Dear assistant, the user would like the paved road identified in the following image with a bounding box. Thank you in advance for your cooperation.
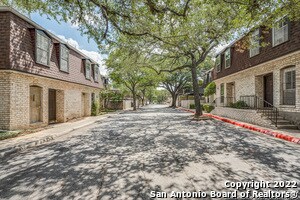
[0,105,299,200]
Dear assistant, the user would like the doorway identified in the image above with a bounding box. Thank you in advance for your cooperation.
[30,86,42,123]
[48,89,57,123]
[263,73,273,106]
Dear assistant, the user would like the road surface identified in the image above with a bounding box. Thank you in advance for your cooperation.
[0,105,299,199]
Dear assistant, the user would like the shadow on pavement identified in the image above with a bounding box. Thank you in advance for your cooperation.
[0,106,299,199]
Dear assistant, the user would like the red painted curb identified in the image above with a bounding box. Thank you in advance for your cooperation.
[177,107,300,145]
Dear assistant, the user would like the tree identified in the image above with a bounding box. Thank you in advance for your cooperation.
[8,0,300,116]
[106,49,157,110]
[154,89,169,104]
[204,82,216,97]
[160,71,191,108]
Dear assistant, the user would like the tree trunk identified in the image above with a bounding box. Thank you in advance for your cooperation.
[190,65,203,116]
[132,91,137,111]
[171,92,178,108]
[141,96,145,106]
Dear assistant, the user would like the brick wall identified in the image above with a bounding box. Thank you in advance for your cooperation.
[2,70,101,130]
[214,50,300,113]
[211,107,275,128]
[1,12,104,89]
[0,72,11,130]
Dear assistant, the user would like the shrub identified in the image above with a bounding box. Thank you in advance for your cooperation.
[229,100,248,109]
[0,131,20,140]
[203,104,215,113]
[91,101,100,116]
[204,82,216,97]
[189,104,195,109]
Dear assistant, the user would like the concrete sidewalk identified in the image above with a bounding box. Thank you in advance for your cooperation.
[0,112,119,158]
[178,107,300,144]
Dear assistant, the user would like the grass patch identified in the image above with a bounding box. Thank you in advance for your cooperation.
[0,130,21,140]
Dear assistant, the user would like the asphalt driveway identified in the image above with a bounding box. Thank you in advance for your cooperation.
[0,105,299,199]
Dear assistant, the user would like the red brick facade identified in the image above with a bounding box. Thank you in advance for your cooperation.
[0,11,103,89]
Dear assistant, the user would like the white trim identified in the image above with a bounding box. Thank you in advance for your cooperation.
[249,29,260,57]
[35,30,51,66]
[272,17,289,47]
[59,44,69,72]
[215,54,221,72]
[224,49,231,69]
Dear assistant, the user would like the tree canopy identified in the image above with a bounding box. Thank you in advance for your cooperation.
[6,0,300,115]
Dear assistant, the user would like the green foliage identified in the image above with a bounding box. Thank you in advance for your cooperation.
[203,104,215,113]
[0,131,20,140]
[91,101,100,116]
[204,82,216,97]
[198,79,203,86]
[229,100,248,109]
[189,104,195,109]
[100,90,123,101]
[155,89,169,104]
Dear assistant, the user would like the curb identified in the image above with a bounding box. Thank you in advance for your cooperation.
[0,113,119,159]
[177,107,300,145]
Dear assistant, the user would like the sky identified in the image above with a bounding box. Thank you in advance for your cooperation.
[29,12,107,75]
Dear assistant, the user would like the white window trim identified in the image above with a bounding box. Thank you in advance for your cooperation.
[281,66,296,105]
[59,44,69,72]
[283,67,296,90]
[85,60,91,80]
[249,29,260,57]
[224,49,231,69]
[35,30,51,66]
[216,55,221,73]
[94,64,99,82]
[272,17,289,47]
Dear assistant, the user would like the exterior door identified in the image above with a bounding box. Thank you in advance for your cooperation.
[30,86,42,123]
[48,89,56,123]
[264,73,273,106]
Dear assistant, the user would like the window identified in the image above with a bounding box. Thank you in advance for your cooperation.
[60,44,69,72]
[282,67,296,105]
[250,29,260,57]
[273,17,289,46]
[36,30,51,66]
[224,49,231,69]
[93,64,99,82]
[91,93,95,103]
[85,60,91,80]
[216,55,221,72]
[220,83,225,103]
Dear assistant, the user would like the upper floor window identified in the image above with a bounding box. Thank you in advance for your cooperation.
[36,30,51,66]
[85,60,91,80]
[250,29,260,57]
[272,17,289,47]
[224,49,231,69]
[94,64,99,82]
[60,44,69,72]
[216,55,221,72]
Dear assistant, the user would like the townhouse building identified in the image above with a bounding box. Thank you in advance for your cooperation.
[0,7,105,130]
[213,17,300,129]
